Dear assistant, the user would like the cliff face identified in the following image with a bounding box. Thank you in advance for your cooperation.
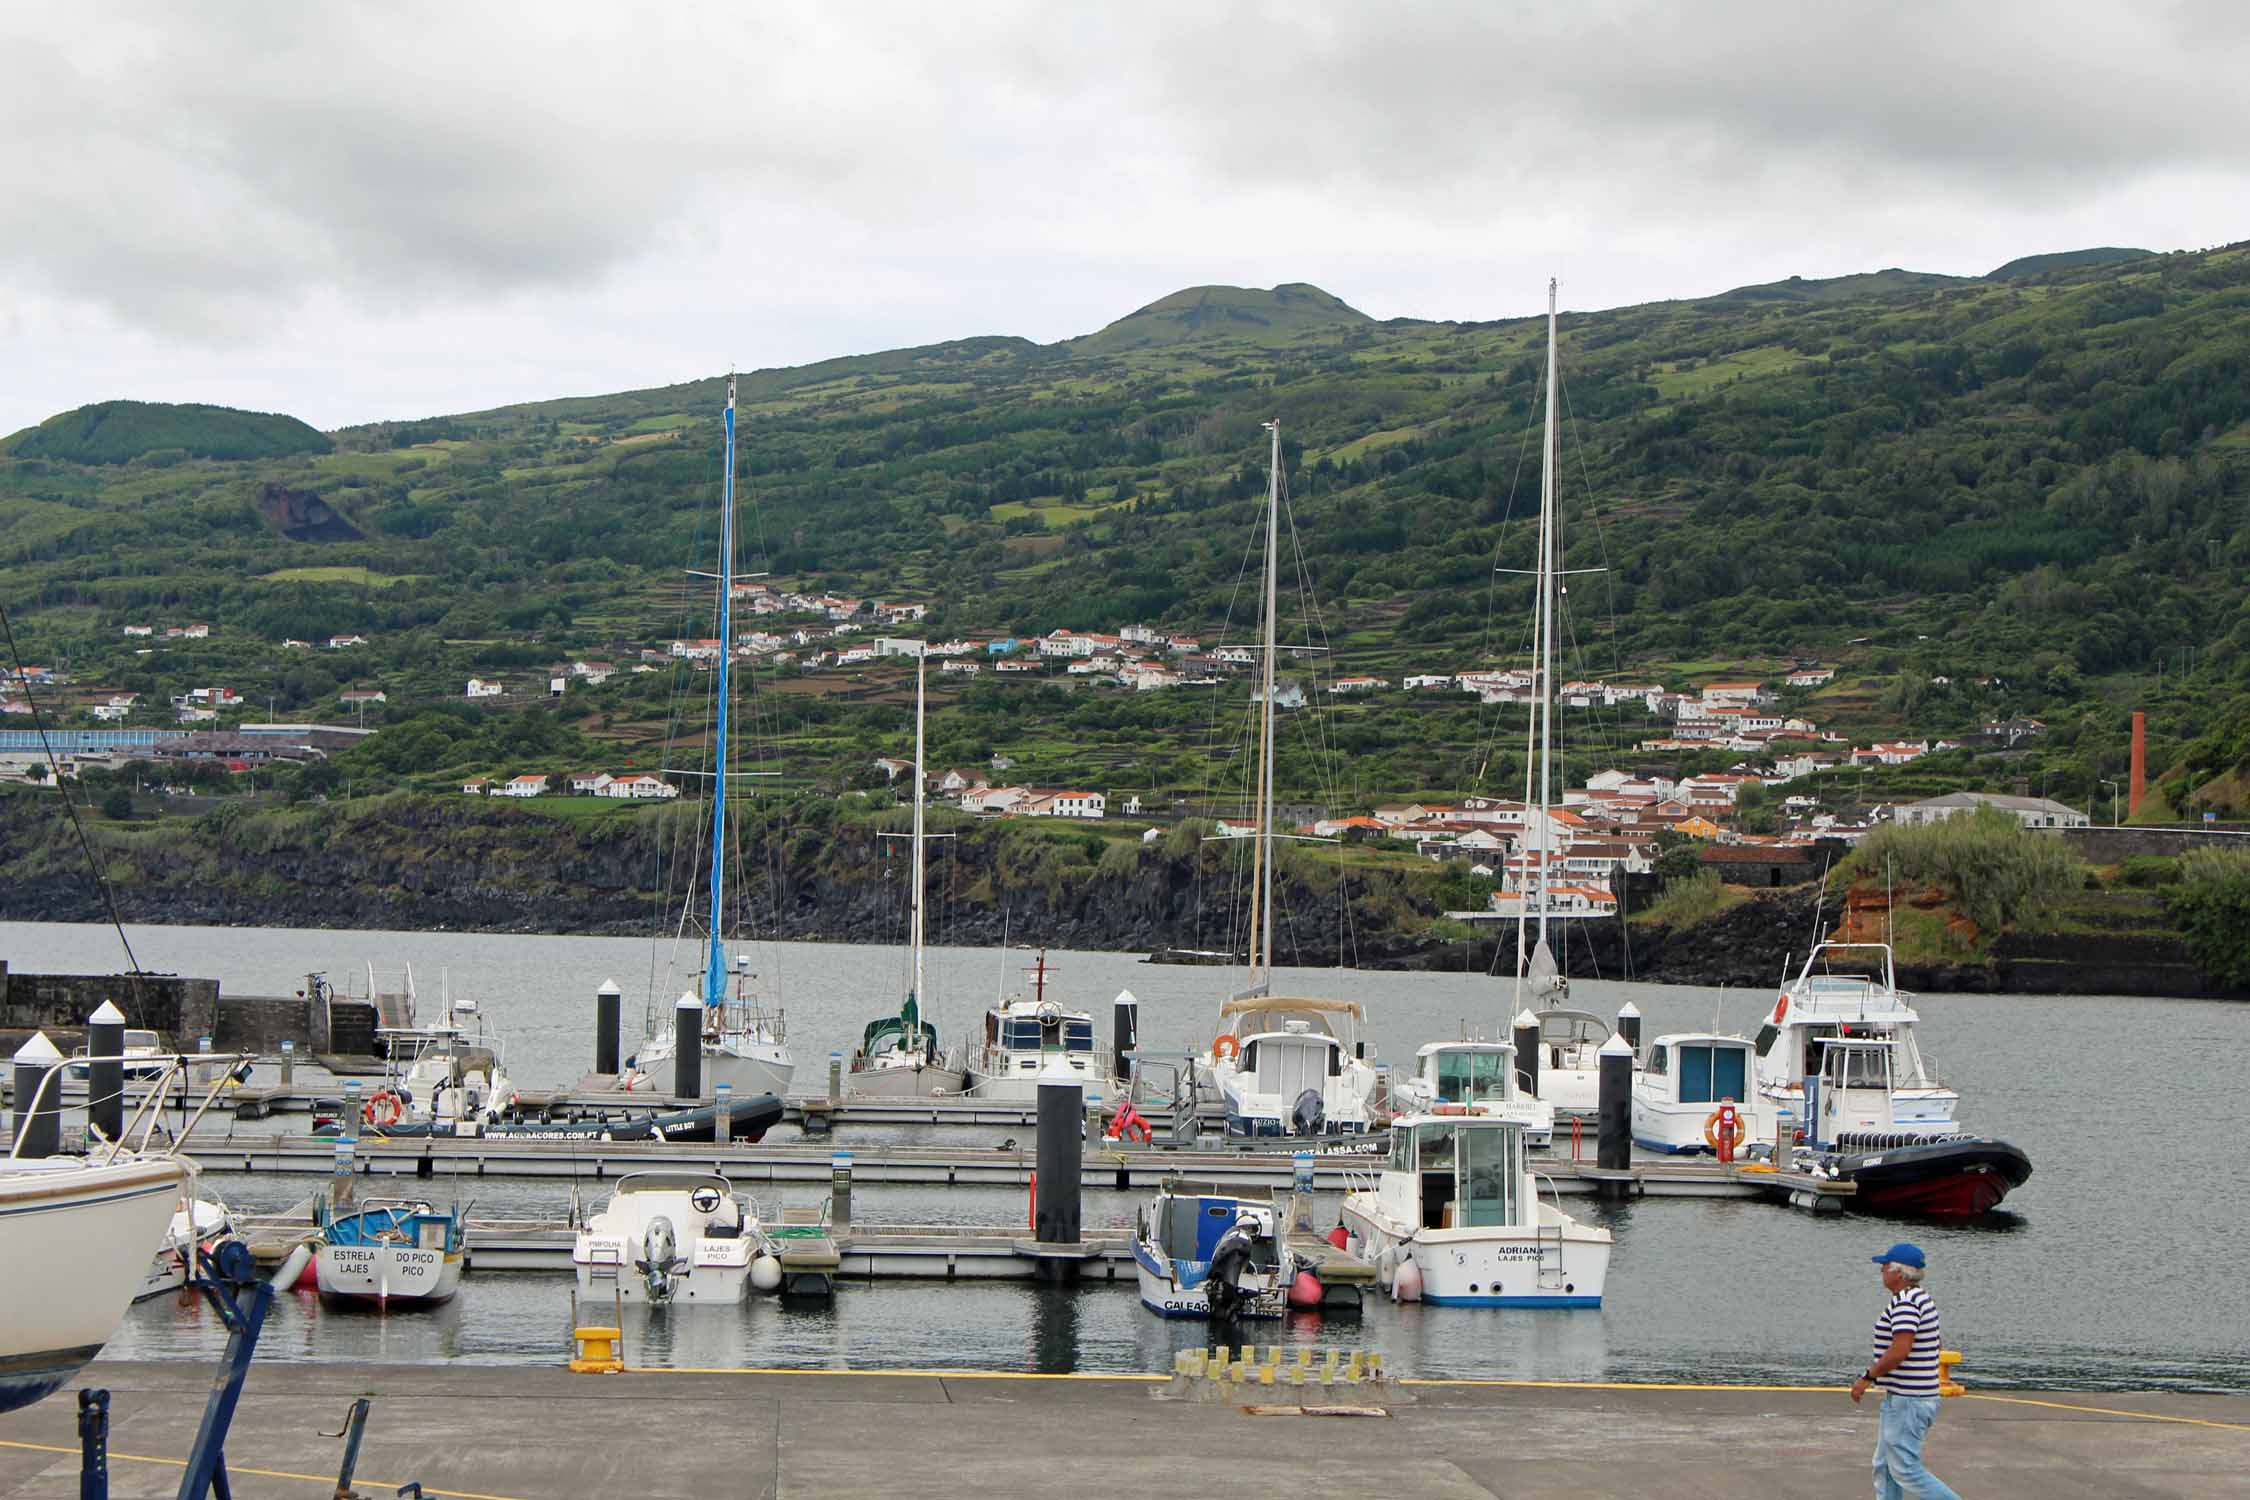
[0,795,1452,960]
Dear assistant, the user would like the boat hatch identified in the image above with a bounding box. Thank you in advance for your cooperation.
[1392,1119,1522,1229]
[1432,1047,1513,1104]
[1647,1041,1749,1103]
[1247,1034,1337,1097]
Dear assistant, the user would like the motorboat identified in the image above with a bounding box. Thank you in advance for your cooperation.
[618,376,794,1102]
[1391,1038,1555,1147]
[1134,1181,1303,1320]
[963,952,1112,1101]
[313,1195,466,1306]
[0,1154,190,1411]
[1206,997,1379,1139]
[849,653,966,1099]
[1755,942,1958,1132]
[573,1170,776,1306]
[368,997,519,1131]
[1339,1110,1609,1307]
[136,1194,236,1301]
[1520,1007,1616,1112]
[1631,1033,1771,1154]
[69,1027,168,1080]
[1793,1037,2031,1216]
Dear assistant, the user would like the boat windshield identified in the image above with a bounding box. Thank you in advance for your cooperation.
[1537,1009,1610,1047]
[1393,1119,1520,1229]
[997,1018,1093,1051]
[1820,1042,1894,1091]
[1432,1048,1513,1103]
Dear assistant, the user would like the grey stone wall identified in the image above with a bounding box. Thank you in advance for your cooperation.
[0,963,218,1043]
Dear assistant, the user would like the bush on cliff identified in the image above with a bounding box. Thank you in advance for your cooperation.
[1637,869,1741,928]
[1845,805,2082,934]
[2162,847,2250,989]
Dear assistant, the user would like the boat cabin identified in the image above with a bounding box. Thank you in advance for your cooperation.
[1643,1034,1752,1105]
[1410,1040,1519,1106]
[1143,1182,1280,1274]
[982,1001,1093,1055]
[1378,1115,1526,1231]
[1532,1008,1612,1069]
[1805,1037,1901,1145]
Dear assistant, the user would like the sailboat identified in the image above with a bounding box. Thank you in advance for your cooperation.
[622,375,795,1100]
[849,652,967,1096]
[1202,419,1380,1139]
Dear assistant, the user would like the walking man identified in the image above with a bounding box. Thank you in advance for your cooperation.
[1851,1242,1961,1500]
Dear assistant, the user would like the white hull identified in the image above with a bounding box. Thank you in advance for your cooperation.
[1133,1251,1287,1320]
[0,1157,188,1412]
[964,1058,1114,1101]
[571,1171,765,1307]
[626,1038,793,1099]
[847,1062,966,1098]
[315,1243,465,1305]
[1339,1195,1607,1307]
[1759,1082,1958,1133]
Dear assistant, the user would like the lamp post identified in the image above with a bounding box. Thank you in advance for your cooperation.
[2099,778,2119,828]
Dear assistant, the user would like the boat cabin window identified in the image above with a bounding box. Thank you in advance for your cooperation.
[124,1029,161,1050]
[997,1017,1094,1052]
[1822,1045,1892,1090]
[1434,1049,1511,1102]
[1675,1043,1748,1104]
[1399,1120,1520,1230]
[1645,1045,1669,1077]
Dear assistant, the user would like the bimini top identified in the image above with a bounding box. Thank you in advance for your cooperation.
[613,1169,734,1195]
[1218,996,1364,1021]
[1218,995,1363,1043]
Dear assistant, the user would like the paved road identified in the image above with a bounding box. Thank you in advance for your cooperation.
[2,1364,2243,1498]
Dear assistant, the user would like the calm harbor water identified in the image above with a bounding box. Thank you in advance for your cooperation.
[6,919,2246,1392]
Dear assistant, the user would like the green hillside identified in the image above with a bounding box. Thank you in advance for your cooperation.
[1714,268,1968,304]
[4,243,2250,816]
[1988,247,2155,281]
[3,400,331,466]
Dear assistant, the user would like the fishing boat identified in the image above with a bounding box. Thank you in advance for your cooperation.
[1339,1109,1610,1307]
[1631,1032,1768,1154]
[1754,942,1959,1132]
[621,375,794,1101]
[572,1169,777,1306]
[1795,1037,2031,1216]
[849,654,966,1097]
[1134,1180,1303,1320]
[136,1194,236,1301]
[962,952,1111,1101]
[1391,1038,1555,1147]
[312,1195,466,1307]
[0,1153,189,1411]
[1201,418,1379,1140]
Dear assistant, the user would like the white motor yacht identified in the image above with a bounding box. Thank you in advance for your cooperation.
[962,953,1112,1101]
[1519,1007,1616,1112]
[1206,997,1379,1139]
[573,1170,775,1306]
[1340,1109,1609,1307]
[1392,1038,1554,1147]
[1755,942,1958,1133]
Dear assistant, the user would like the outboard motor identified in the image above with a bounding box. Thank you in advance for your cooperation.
[1205,1216,1259,1321]
[639,1215,680,1302]
[1291,1088,1326,1137]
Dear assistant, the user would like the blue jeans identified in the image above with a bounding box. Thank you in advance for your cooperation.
[1875,1394,1962,1500]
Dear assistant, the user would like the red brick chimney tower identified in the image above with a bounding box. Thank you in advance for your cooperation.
[2129,711,2146,817]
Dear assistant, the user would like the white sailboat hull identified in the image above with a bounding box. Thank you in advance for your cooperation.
[626,1036,793,1099]
[0,1157,188,1412]
[847,1061,966,1097]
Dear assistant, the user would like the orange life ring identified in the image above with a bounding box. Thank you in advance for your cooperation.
[1212,1034,1241,1061]
[363,1090,403,1129]
[1772,993,1789,1023]
[1702,1105,1747,1153]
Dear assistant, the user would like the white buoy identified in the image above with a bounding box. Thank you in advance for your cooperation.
[1393,1254,1424,1303]
[750,1253,783,1293]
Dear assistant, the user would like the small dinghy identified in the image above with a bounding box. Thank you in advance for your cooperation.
[1135,1181,1303,1320]
[313,1196,465,1307]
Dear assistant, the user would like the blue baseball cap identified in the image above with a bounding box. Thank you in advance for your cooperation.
[1871,1242,1926,1269]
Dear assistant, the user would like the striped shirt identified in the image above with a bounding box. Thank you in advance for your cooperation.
[1871,1286,1943,1396]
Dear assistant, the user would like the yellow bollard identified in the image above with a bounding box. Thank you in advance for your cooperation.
[1938,1348,1966,1398]
[1345,1351,1366,1382]
[569,1325,622,1374]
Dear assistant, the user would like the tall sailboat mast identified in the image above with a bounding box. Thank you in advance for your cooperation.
[1246,418,1282,994]
[909,650,928,1042]
[1536,279,1559,963]
[702,375,739,1010]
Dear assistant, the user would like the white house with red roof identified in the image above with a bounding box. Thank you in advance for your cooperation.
[604,774,679,800]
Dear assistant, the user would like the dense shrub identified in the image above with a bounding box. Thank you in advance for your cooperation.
[2162,846,2250,989]
[1847,806,2082,932]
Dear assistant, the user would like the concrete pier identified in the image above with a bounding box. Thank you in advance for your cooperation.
[0,1363,2238,1499]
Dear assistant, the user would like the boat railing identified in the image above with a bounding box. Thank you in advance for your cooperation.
[9,1051,255,1163]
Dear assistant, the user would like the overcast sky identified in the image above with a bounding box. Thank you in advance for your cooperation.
[2,2,2243,436]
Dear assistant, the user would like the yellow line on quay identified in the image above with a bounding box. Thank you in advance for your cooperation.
[1958,1393,2250,1432]
[0,1437,528,1500]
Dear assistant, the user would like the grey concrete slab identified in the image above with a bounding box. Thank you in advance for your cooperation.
[1,1365,2241,1500]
